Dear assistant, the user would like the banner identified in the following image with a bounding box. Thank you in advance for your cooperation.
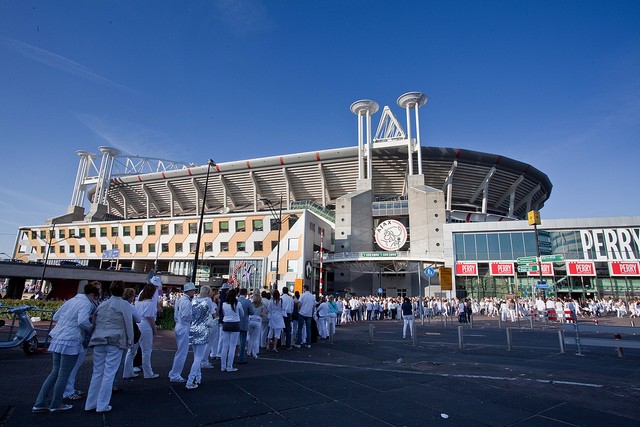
[455,262,477,276]
[490,262,514,276]
[567,261,596,276]
[609,261,640,277]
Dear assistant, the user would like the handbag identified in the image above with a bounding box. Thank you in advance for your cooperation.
[222,321,240,332]
[133,322,141,344]
[206,317,218,329]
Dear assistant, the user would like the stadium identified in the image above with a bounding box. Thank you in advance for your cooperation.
[10,92,638,300]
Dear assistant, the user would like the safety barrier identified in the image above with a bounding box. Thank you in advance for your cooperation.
[561,323,640,357]
[547,308,558,322]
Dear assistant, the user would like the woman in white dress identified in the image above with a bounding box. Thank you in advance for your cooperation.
[267,289,285,351]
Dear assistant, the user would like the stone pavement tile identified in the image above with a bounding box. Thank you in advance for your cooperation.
[279,400,391,427]
[284,371,381,401]
[537,402,639,426]
[509,415,578,426]
[487,392,564,414]
[332,369,417,391]
[214,412,295,427]
[233,374,332,411]
[341,392,491,427]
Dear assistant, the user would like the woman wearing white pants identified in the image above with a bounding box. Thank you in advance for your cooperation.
[401,297,414,338]
[220,289,243,372]
[248,293,265,358]
[85,281,133,413]
[131,284,159,379]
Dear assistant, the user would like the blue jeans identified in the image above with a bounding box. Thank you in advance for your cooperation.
[34,352,79,409]
[237,330,248,362]
[296,315,312,346]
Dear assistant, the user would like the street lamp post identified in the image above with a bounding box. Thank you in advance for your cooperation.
[40,224,56,291]
[262,195,284,290]
[191,159,215,284]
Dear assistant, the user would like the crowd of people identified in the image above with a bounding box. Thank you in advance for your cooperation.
[30,279,639,414]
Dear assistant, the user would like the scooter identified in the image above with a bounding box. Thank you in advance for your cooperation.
[0,303,39,355]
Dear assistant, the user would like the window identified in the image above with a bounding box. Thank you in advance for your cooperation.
[79,228,86,238]
[31,230,37,239]
[100,245,107,253]
[89,245,96,253]
[135,226,143,236]
[69,229,76,238]
[189,223,198,234]
[122,226,130,237]
[270,218,280,231]
[270,260,276,271]
[254,241,263,252]
[148,243,156,252]
[135,244,142,253]
[79,245,85,254]
[205,242,213,252]
[204,222,213,234]
[175,242,183,252]
[111,227,118,237]
[271,240,278,250]
[237,241,246,252]
[50,246,55,254]
[236,220,246,232]
[49,229,55,240]
[252,219,263,231]
[100,227,107,237]
[123,244,130,253]
[174,223,183,234]
[220,242,229,252]
[287,260,296,272]
[59,246,65,254]
[189,242,197,253]
[69,246,75,254]
[40,245,46,254]
[288,215,298,228]
[219,221,229,233]
[40,230,46,239]
[147,225,156,236]
[288,238,298,251]
[161,243,169,253]
[310,223,316,232]
[160,224,169,235]
[58,229,65,239]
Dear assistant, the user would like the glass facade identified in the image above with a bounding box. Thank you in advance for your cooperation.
[454,229,640,301]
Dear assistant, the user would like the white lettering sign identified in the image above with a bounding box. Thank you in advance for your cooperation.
[580,228,640,261]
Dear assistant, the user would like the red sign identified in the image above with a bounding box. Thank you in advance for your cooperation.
[455,262,478,276]
[490,262,514,276]
[527,262,554,277]
[609,261,640,277]
[567,261,596,276]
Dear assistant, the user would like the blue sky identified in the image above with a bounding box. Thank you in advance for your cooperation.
[1,1,639,256]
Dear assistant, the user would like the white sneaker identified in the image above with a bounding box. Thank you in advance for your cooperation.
[201,362,214,369]
[170,377,186,383]
[226,367,238,372]
[185,383,198,390]
[133,367,142,373]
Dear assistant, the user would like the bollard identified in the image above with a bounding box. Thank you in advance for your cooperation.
[458,325,464,348]
[529,314,534,330]
[498,316,502,329]
[412,326,417,346]
[444,316,447,328]
[329,323,334,344]
[631,320,635,328]
[470,315,474,329]
[558,330,565,353]
[368,324,374,344]
[506,327,512,351]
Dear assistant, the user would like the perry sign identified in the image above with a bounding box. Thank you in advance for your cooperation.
[609,261,640,277]
[489,262,514,276]
[456,262,478,276]
[374,219,407,251]
[567,261,596,276]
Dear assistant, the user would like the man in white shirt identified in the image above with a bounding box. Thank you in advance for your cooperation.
[280,287,295,349]
[168,283,196,382]
[295,285,315,349]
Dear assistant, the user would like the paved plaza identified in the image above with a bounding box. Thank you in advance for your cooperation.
[1,316,639,426]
